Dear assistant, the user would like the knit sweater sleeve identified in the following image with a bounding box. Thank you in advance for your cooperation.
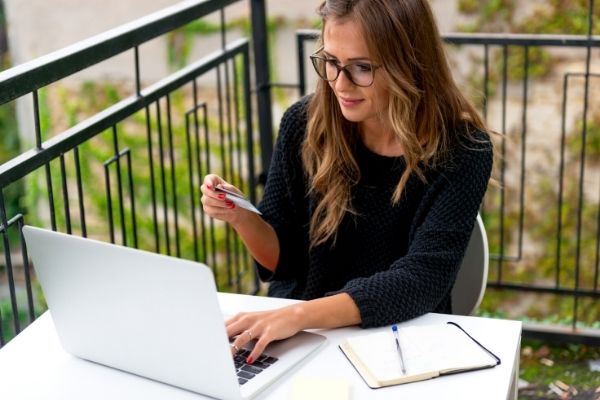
[338,135,493,328]
[254,99,310,281]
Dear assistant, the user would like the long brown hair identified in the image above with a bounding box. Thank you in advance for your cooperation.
[302,0,489,248]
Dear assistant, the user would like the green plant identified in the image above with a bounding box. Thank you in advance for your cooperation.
[21,76,259,294]
[478,121,600,326]
[519,338,600,397]
[456,0,516,32]
[0,296,45,344]
[458,0,480,14]
[566,109,600,163]
[520,0,600,35]
[457,0,597,89]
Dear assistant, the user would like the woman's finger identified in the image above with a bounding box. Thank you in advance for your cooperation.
[217,182,244,197]
[201,174,239,220]
[226,312,255,338]
[224,308,303,364]
[226,313,262,360]
[246,334,271,364]
[201,175,222,198]
[202,174,223,190]
[228,322,257,357]
[230,328,263,361]
[201,193,232,208]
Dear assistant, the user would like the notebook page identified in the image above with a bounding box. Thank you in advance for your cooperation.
[345,331,404,382]
[399,324,497,374]
[344,323,498,383]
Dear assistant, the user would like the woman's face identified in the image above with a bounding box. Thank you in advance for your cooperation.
[322,17,390,133]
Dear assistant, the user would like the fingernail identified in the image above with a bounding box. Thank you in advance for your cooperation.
[226,201,235,208]
[207,183,212,190]
[218,193,226,200]
[247,356,253,364]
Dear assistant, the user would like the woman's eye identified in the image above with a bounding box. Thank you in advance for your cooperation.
[353,63,372,72]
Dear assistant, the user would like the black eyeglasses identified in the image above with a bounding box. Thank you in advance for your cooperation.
[310,51,381,87]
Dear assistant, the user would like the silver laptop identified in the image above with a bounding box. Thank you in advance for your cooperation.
[22,225,326,400]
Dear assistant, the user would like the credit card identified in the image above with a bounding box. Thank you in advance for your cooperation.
[215,184,262,215]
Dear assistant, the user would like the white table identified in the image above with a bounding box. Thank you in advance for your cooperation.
[0,293,521,400]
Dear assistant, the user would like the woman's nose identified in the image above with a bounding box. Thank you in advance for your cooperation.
[334,69,354,91]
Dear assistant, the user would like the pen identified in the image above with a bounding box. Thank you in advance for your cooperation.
[391,325,406,374]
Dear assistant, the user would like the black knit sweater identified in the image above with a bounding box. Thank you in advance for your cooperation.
[256,97,493,328]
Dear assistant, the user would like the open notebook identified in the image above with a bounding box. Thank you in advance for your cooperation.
[339,322,500,388]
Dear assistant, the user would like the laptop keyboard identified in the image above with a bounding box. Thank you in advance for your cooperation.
[233,349,279,385]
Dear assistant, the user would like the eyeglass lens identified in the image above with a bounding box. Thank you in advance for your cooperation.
[311,56,375,87]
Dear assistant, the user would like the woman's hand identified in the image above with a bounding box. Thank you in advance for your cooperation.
[226,294,361,363]
[226,304,305,364]
[201,174,246,225]
[201,173,280,270]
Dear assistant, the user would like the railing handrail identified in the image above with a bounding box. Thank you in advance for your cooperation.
[443,32,600,46]
[0,38,250,189]
[0,0,239,106]
[296,28,600,47]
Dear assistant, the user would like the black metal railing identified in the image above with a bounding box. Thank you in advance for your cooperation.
[0,0,273,347]
[292,26,600,344]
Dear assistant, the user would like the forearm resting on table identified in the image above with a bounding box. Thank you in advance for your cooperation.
[294,293,362,330]
[231,212,279,271]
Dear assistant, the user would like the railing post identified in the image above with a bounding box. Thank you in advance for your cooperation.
[250,0,273,182]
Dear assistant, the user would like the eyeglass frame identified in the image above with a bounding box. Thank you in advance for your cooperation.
[309,49,382,88]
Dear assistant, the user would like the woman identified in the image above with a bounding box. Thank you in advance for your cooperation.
[201,0,493,364]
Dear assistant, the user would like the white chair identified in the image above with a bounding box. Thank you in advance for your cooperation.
[451,214,489,316]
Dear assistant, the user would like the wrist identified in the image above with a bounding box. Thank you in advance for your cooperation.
[289,302,309,331]
[228,209,253,231]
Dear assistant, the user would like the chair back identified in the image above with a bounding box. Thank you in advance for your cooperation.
[451,214,489,315]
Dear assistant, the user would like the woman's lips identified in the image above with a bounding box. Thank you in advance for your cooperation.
[339,97,364,107]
